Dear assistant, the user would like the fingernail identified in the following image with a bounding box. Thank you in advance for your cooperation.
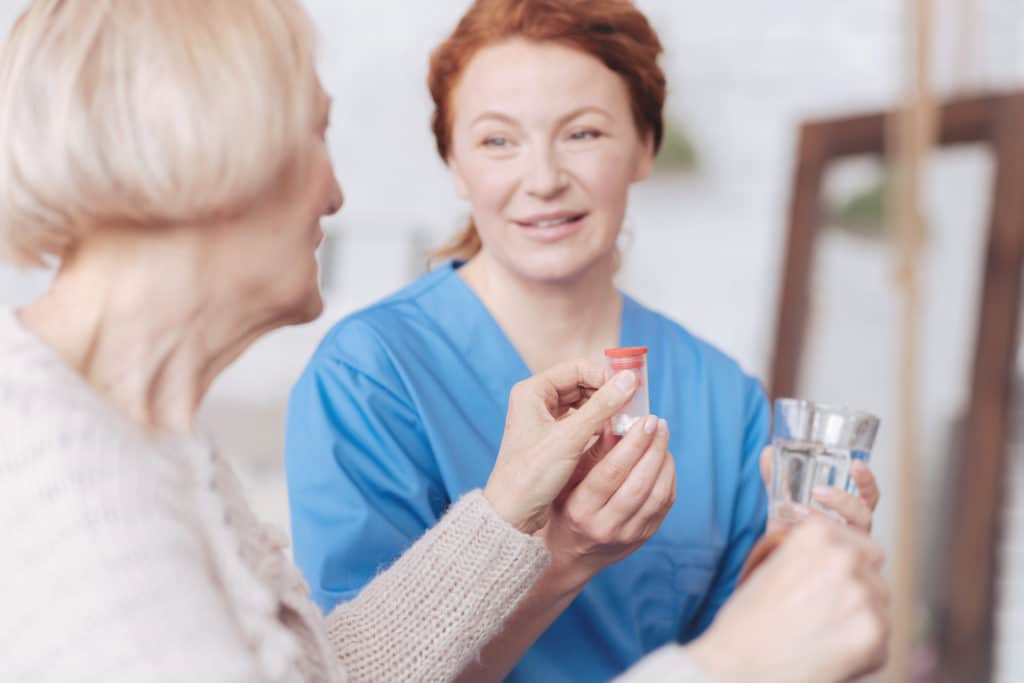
[813,485,833,499]
[792,503,813,517]
[614,370,637,392]
[643,415,658,434]
[657,418,669,436]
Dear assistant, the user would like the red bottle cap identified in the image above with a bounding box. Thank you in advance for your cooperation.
[604,346,648,370]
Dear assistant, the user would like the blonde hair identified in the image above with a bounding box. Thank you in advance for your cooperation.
[0,0,318,267]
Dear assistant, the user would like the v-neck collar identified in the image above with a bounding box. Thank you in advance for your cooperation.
[417,262,641,411]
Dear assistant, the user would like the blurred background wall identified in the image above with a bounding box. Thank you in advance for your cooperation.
[2,1,1023,681]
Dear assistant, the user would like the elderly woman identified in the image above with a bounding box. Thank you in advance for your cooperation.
[0,1,888,682]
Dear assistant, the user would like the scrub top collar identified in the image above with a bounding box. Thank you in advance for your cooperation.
[420,261,644,411]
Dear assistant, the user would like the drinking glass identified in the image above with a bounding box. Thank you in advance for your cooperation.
[770,398,880,525]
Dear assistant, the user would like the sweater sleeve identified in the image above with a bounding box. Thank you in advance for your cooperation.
[611,645,717,683]
[324,490,550,682]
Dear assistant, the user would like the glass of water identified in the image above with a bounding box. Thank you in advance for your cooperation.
[769,398,880,526]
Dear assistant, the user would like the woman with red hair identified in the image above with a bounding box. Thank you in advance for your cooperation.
[286,1,882,680]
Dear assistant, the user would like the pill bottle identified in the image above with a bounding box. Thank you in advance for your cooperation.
[603,346,649,436]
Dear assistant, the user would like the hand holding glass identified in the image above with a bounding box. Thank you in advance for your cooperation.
[769,399,880,526]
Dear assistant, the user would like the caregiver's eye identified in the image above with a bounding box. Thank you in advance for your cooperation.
[482,136,511,148]
[569,129,604,141]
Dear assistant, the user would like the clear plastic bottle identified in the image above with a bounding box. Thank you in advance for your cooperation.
[604,346,650,436]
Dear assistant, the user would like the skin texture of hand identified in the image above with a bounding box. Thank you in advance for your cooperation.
[483,359,641,534]
[760,446,881,532]
[687,518,891,683]
[460,368,675,683]
[538,414,676,590]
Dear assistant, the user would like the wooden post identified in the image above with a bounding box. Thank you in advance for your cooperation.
[885,2,935,681]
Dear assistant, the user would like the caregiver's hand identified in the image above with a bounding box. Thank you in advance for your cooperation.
[484,359,640,535]
[760,446,881,532]
[538,416,675,588]
[688,517,890,683]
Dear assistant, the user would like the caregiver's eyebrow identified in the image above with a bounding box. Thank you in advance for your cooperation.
[469,105,613,129]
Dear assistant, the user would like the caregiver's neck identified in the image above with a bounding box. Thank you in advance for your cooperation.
[458,251,621,374]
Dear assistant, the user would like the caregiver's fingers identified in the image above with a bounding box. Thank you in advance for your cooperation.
[759,445,775,491]
[850,461,881,511]
[812,486,873,532]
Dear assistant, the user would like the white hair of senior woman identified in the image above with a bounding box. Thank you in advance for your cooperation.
[0,0,319,267]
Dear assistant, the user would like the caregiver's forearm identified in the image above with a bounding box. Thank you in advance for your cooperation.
[454,565,586,683]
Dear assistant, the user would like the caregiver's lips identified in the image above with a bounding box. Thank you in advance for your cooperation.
[514,210,588,228]
[514,211,589,243]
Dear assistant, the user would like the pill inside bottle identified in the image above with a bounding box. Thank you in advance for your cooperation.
[603,346,650,436]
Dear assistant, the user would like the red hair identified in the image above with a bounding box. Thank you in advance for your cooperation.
[428,0,666,263]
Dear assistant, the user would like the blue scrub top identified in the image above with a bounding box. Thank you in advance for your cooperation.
[285,262,769,683]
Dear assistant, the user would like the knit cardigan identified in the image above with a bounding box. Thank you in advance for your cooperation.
[0,307,710,682]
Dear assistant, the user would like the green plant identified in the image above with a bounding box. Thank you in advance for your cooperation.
[654,115,698,173]
[827,177,889,240]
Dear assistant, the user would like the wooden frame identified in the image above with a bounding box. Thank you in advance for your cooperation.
[769,92,1024,682]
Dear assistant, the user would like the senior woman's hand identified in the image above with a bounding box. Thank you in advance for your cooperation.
[537,416,675,588]
[760,446,881,532]
[688,517,891,683]
[484,359,642,535]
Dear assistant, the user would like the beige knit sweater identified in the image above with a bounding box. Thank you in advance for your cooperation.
[0,307,711,682]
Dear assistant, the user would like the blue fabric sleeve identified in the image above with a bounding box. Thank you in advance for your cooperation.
[284,324,447,614]
[689,377,770,635]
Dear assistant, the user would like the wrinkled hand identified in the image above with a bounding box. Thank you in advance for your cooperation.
[760,446,880,532]
[484,360,640,534]
[689,518,891,683]
[539,415,676,589]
